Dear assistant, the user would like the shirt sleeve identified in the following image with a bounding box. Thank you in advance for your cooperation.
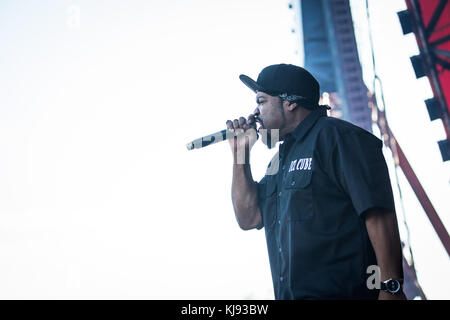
[326,129,396,216]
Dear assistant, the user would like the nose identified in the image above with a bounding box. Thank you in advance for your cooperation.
[253,107,260,116]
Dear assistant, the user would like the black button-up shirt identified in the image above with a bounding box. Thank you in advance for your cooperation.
[256,108,395,299]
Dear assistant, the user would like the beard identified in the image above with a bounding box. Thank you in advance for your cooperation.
[256,101,284,149]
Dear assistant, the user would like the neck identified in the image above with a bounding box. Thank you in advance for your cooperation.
[280,108,312,138]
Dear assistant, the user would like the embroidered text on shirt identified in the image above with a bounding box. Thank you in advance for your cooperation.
[288,158,312,172]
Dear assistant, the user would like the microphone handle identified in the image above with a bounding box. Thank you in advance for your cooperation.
[186,129,230,150]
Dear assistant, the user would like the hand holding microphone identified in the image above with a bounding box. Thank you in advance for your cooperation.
[185,113,261,152]
[226,114,259,157]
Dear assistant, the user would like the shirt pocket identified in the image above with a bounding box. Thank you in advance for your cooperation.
[258,180,277,231]
[282,170,314,221]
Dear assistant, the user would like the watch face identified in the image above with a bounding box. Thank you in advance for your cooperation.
[386,280,400,293]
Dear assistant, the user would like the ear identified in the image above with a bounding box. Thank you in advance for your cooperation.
[285,100,298,111]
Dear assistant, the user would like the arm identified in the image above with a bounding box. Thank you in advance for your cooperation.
[364,207,406,300]
[231,163,262,230]
[227,115,262,230]
[323,129,406,299]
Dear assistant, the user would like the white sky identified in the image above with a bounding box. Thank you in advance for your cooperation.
[0,0,448,299]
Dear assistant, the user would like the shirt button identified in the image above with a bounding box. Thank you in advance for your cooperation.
[278,220,281,224]
[282,165,286,170]
[280,276,284,282]
[279,247,282,253]
[291,181,295,186]
[278,191,282,197]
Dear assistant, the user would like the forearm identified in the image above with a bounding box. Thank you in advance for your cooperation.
[365,208,403,280]
[231,163,261,230]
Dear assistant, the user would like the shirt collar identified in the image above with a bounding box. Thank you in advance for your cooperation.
[282,107,328,143]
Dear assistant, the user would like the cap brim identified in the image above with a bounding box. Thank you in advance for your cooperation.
[239,74,283,96]
[239,74,265,93]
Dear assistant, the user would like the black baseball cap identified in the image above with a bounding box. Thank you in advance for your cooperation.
[239,64,320,109]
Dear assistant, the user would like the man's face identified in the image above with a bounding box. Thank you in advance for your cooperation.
[254,91,286,149]
[254,91,286,131]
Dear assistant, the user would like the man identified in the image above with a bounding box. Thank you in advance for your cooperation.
[226,64,406,300]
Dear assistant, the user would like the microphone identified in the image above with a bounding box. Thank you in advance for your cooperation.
[186,116,261,151]
[186,129,232,150]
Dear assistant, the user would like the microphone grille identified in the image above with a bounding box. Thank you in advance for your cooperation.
[186,142,194,150]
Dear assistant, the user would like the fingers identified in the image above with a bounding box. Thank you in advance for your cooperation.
[247,114,257,129]
[226,115,257,131]
[233,119,240,130]
[226,115,259,155]
[226,120,233,130]
[239,117,249,130]
[225,118,243,130]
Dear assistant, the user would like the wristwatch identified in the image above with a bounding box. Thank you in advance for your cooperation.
[380,278,403,294]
